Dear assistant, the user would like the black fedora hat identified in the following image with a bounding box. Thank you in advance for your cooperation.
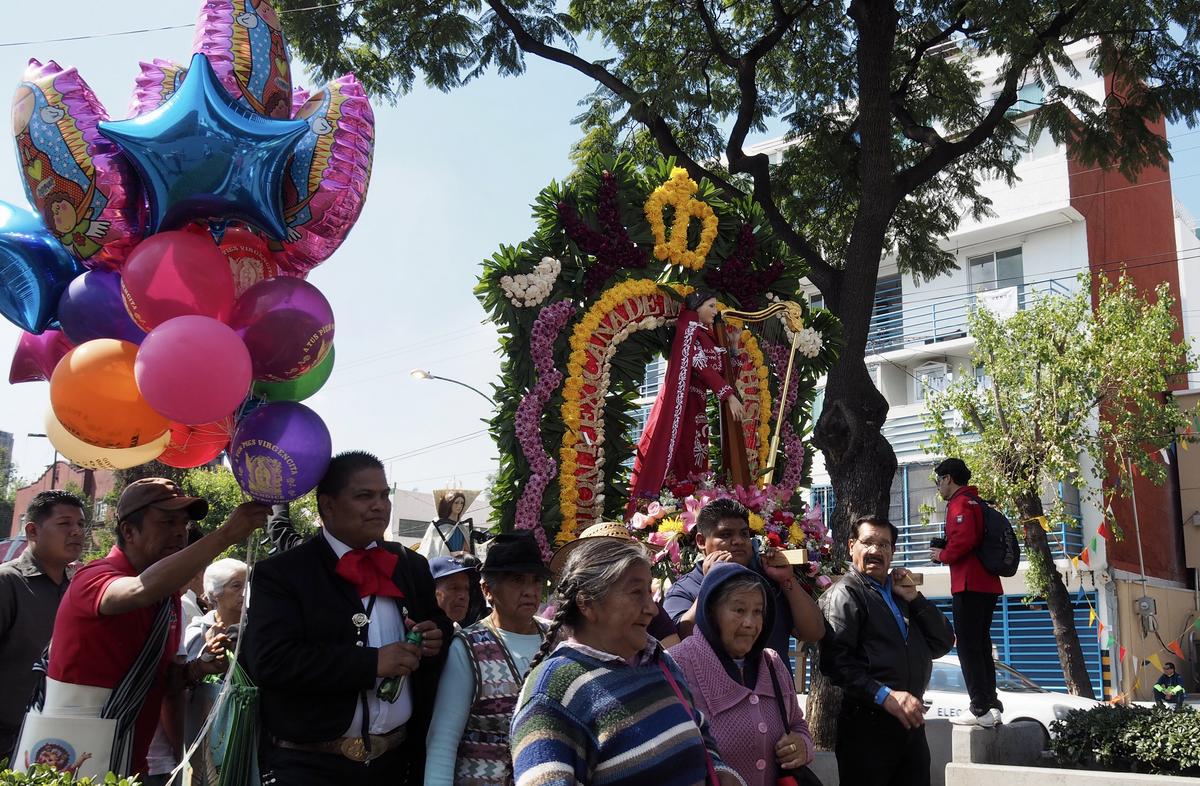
[481,532,549,576]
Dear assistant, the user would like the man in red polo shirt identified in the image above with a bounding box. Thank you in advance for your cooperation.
[46,478,268,777]
[930,458,1004,728]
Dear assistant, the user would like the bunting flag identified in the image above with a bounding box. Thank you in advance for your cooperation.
[1097,521,1110,541]
[1106,632,1115,648]
[1194,618,1200,633]
[1089,536,1099,552]
[1088,607,1096,626]
[1076,584,1087,602]
[1078,546,1091,567]
[1119,645,1127,662]
[1168,640,1185,660]
[1038,516,1051,532]
[1159,447,1172,465]
[1070,556,1080,574]
[1148,653,1164,672]
[1096,621,1105,642]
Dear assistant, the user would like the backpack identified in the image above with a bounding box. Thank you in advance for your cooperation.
[971,495,1021,577]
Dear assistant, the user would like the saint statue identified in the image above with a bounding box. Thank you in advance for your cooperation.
[628,290,747,510]
[417,490,474,558]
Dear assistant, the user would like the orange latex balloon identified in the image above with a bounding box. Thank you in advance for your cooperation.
[49,338,169,450]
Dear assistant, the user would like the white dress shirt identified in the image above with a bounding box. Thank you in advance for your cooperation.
[322,529,413,735]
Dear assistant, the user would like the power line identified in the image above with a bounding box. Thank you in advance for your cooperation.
[377,429,488,464]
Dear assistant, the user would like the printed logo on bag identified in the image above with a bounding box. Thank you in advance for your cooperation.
[26,738,93,776]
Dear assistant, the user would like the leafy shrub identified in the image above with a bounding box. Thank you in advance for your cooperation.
[0,765,138,785]
[1050,704,1200,776]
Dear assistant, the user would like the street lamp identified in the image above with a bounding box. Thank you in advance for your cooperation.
[409,369,495,405]
[27,432,59,489]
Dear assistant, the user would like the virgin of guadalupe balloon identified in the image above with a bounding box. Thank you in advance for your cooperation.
[274,74,375,276]
[12,60,142,268]
[194,0,293,119]
[127,58,188,118]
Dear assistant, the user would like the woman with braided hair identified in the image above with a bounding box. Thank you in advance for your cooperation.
[510,538,745,786]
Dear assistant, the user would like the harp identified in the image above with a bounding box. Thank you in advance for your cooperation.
[718,301,807,486]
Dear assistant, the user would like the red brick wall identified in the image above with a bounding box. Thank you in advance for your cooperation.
[9,463,117,537]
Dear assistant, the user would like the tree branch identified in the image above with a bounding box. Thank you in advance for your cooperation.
[894,0,1094,195]
[693,0,739,69]
[892,12,968,103]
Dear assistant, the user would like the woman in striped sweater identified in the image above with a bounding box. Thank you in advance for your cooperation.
[510,538,745,786]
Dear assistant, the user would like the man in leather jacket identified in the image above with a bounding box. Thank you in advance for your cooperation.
[819,516,955,786]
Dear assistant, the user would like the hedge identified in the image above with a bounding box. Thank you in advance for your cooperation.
[1050,704,1200,776]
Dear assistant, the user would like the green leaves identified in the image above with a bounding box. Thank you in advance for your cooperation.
[1051,704,1200,775]
[0,765,140,785]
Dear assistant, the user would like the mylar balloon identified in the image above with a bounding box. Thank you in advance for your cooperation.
[121,230,235,330]
[252,346,334,402]
[44,409,169,470]
[14,59,142,268]
[229,277,333,381]
[135,315,252,425]
[49,338,168,449]
[230,401,331,503]
[158,418,233,469]
[275,75,374,276]
[194,0,293,119]
[128,58,187,118]
[57,270,146,345]
[0,200,84,333]
[98,53,306,239]
[220,226,278,297]
[9,329,74,384]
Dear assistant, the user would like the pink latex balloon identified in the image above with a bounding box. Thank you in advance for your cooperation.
[135,315,252,425]
[8,329,74,384]
[273,74,374,276]
[121,231,236,331]
[228,277,334,381]
[193,0,293,119]
[14,59,143,269]
[127,58,188,118]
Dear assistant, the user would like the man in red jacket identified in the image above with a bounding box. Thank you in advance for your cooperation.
[930,458,1004,727]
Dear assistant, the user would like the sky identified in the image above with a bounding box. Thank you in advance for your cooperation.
[1,1,1198,496]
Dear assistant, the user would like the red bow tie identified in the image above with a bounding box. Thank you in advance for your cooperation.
[335,547,404,599]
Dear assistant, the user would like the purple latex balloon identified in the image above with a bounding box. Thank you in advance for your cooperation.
[57,270,146,345]
[230,401,331,503]
[228,277,333,381]
[9,329,74,384]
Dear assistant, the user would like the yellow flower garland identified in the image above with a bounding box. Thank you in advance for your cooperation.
[644,168,718,271]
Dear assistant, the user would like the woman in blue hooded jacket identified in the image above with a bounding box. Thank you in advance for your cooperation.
[669,562,813,786]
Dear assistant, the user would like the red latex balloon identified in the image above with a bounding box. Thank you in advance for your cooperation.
[158,417,233,468]
[9,330,74,384]
[220,227,279,297]
[121,231,236,331]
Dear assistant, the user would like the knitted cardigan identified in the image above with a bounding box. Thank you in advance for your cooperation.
[669,634,812,786]
[510,642,744,786]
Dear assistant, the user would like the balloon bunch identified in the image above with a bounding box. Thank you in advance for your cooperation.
[0,0,374,503]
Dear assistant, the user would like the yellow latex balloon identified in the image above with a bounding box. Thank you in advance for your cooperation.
[44,410,170,470]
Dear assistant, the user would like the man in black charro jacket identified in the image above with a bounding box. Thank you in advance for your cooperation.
[819,516,955,786]
[243,451,452,786]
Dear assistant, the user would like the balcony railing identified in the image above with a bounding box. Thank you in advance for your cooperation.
[866,276,1074,354]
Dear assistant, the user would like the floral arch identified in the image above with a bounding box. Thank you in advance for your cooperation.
[477,157,840,563]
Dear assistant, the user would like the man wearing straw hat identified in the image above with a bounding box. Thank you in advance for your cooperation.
[31,479,269,778]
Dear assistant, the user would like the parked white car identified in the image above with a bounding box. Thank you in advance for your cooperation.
[924,654,1102,743]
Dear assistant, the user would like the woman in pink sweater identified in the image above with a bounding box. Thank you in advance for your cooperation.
[670,562,814,786]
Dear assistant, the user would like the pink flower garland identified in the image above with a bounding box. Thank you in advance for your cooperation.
[763,340,807,493]
[514,299,577,558]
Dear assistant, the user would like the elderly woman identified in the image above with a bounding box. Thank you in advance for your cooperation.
[184,558,247,665]
[425,533,550,785]
[669,563,813,786]
[511,538,743,786]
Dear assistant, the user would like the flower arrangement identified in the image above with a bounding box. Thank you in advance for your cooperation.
[644,167,718,271]
[512,299,576,558]
[500,256,560,307]
[626,475,840,589]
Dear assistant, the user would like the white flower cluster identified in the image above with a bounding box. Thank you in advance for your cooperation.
[794,327,824,358]
[500,256,561,307]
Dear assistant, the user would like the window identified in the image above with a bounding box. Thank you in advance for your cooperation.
[914,361,949,401]
[993,82,1045,117]
[968,247,1023,293]
[868,275,904,350]
[809,293,824,311]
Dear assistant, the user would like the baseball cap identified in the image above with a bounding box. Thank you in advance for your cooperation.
[429,555,479,582]
[117,478,209,523]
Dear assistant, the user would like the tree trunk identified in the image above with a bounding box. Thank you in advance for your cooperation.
[1016,491,1097,699]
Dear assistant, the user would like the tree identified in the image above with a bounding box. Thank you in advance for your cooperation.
[280,0,1200,741]
[923,275,1194,697]
[181,466,320,560]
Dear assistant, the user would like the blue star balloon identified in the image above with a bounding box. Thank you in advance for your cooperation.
[0,200,84,333]
[98,53,307,240]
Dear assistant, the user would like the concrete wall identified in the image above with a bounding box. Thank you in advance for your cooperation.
[1114,579,1198,701]
[945,763,1199,786]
